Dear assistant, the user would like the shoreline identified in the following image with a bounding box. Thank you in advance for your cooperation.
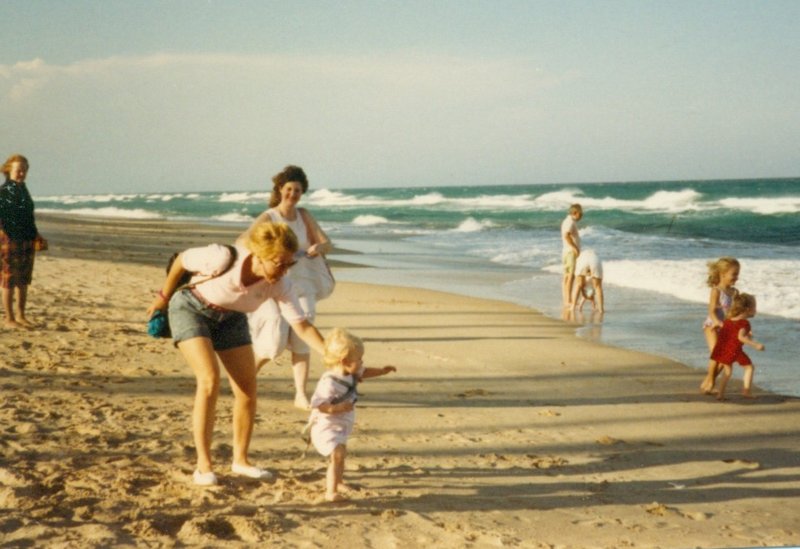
[35,212,363,268]
[38,212,794,398]
[2,214,798,546]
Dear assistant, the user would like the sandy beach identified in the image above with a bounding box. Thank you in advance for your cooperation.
[1,216,799,548]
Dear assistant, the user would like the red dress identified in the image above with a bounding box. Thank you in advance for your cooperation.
[710,318,752,366]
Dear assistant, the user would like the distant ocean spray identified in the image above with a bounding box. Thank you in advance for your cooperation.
[37,178,800,396]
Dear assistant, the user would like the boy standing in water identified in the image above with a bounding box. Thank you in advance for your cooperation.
[561,204,583,308]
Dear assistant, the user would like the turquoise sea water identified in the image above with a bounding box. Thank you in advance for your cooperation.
[36,178,800,396]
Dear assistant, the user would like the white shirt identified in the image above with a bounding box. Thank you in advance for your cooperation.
[575,249,603,279]
[561,214,580,256]
[309,365,366,428]
[181,243,306,323]
[263,208,317,295]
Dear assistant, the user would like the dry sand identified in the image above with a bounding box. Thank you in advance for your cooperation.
[1,216,799,548]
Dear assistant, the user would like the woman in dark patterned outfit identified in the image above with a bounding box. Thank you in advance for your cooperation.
[0,154,46,328]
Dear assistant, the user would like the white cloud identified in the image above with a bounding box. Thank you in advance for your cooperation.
[1,52,576,192]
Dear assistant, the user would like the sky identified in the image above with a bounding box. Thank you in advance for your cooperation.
[1,0,799,196]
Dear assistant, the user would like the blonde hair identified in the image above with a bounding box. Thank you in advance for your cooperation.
[569,203,582,215]
[728,293,756,319]
[323,328,364,369]
[245,221,298,260]
[706,256,740,287]
[2,154,29,180]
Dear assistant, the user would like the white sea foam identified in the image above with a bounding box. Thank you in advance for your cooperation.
[306,189,367,207]
[452,217,494,232]
[36,207,161,219]
[218,192,267,203]
[410,193,446,206]
[212,213,253,224]
[41,193,141,204]
[544,258,800,320]
[144,193,181,202]
[537,188,705,214]
[305,187,711,214]
[719,196,800,215]
[352,214,390,226]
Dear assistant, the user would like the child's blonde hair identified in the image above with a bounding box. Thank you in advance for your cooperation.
[706,256,740,287]
[728,293,756,319]
[323,328,364,369]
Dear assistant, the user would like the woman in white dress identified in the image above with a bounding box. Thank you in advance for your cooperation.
[240,166,333,409]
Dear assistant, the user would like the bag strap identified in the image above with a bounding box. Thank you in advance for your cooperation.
[297,207,318,248]
[324,372,358,405]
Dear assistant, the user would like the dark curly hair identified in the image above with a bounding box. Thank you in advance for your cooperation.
[269,165,309,207]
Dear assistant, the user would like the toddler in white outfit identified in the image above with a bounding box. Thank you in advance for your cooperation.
[308,328,396,501]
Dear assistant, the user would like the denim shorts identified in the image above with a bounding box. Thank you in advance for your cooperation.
[168,289,251,351]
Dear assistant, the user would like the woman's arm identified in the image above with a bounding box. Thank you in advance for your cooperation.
[707,287,722,326]
[316,400,355,414]
[290,319,325,354]
[146,252,188,317]
[299,208,332,256]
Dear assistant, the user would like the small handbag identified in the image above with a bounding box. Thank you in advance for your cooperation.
[298,208,335,300]
[146,309,170,338]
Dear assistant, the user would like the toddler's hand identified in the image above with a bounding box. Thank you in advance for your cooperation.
[337,401,355,413]
[756,343,765,351]
[383,366,397,374]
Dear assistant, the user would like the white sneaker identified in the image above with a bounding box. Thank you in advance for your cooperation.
[193,470,218,486]
[231,463,274,480]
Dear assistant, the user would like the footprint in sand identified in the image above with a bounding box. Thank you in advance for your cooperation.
[596,435,624,446]
[722,458,761,469]
[454,388,491,398]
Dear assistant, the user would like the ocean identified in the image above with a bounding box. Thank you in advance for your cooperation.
[35,178,800,397]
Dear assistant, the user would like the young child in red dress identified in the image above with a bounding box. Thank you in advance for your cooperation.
[711,293,765,401]
[700,257,740,394]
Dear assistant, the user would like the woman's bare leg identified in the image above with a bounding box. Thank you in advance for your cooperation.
[218,345,258,466]
[292,352,311,409]
[178,337,221,474]
[2,288,19,327]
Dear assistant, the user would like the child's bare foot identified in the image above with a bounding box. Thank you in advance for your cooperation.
[716,394,727,401]
[324,492,349,503]
[3,320,22,329]
[294,394,311,410]
[699,377,717,394]
[17,318,34,328]
[337,482,359,493]
[741,391,756,399]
